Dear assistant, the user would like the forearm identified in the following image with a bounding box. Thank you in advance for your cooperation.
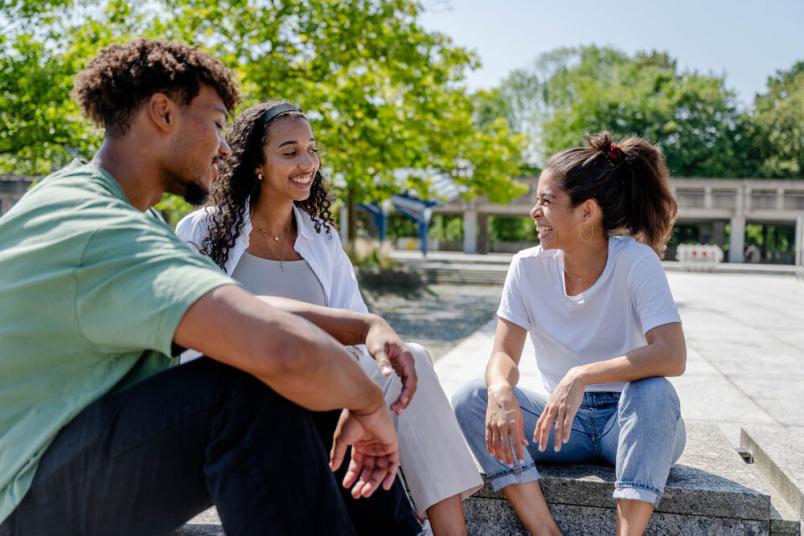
[257,295,376,346]
[176,286,384,414]
[253,318,384,414]
[485,351,521,389]
[574,333,686,387]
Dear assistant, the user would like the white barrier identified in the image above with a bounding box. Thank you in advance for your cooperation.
[676,244,724,271]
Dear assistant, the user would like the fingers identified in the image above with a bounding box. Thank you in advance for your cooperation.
[373,346,393,377]
[554,403,566,453]
[389,348,417,414]
[342,455,360,489]
[562,412,574,445]
[534,405,557,452]
[329,409,351,471]
[535,402,576,453]
[346,451,399,499]
[513,415,527,463]
[381,459,399,491]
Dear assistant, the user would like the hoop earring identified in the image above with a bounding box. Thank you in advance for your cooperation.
[579,221,595,242]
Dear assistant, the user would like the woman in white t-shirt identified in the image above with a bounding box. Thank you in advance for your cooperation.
[176,102,481,535]
[452,132,686,536]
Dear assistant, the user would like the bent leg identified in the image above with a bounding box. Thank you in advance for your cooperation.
[1,358,354,536]
[608,377,686,506]
[452,378,595,535]
[599,377,686,535]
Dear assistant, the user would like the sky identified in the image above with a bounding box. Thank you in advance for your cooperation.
[418,0,804,106]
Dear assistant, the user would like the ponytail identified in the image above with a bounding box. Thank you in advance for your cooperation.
[545,132,677,257]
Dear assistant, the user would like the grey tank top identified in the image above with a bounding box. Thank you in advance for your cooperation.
[231,251,327,307]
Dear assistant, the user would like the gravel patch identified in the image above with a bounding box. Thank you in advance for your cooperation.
[362,284,503,361]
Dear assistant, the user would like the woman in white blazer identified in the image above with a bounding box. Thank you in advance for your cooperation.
[176,101,481,535]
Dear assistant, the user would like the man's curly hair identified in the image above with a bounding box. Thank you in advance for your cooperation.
[201,101,333,271]
[73,39,240,137]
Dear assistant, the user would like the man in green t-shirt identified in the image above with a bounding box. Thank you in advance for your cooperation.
[0,40,420,535]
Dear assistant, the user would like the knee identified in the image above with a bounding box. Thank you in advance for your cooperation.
[451,378,489,425]
[406,342,434,368]
[622,377,680,413]
[210,360,306,420]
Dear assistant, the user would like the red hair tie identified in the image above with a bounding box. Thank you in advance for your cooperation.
[607,143,623,163]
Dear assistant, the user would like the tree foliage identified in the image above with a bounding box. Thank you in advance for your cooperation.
[751,62,804,178]
[487,45,802,179]
[0,0,527,217]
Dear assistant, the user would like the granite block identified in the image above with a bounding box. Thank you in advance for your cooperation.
[742,425,804,514]
[171,524,224,536]
[475,423,770,521]
[464,496,770,535]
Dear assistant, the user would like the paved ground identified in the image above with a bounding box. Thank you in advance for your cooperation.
[431,271,804,447]
[181,270,804,531]
[364,284,501,360]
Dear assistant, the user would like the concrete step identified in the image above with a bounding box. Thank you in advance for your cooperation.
[171,508,222,535]
[741,425,804,535]
[175,424,793,535]
[466,423,786,535]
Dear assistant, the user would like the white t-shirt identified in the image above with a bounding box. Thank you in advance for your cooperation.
[497,236,681,393]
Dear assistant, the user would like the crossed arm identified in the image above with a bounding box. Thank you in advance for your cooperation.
[173,284,415,497]
[484,317,686,464]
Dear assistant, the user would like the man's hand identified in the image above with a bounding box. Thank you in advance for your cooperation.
[364,316,417,415]
[329,406,400,499]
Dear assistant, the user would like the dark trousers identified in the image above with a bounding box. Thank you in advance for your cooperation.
[0,358,419,536]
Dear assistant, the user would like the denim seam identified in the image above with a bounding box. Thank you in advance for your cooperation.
[615,480,662,496]
[485,460,536,480]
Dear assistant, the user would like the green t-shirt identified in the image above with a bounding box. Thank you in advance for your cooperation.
[0,161,234,522]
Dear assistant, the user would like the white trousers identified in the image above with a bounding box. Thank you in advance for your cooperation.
[355,343,483,517]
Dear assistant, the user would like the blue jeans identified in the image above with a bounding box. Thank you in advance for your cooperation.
[452,377,686,505]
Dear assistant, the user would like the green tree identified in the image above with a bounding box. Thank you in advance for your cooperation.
[751,62,804,178]
[490,46,761,177]
[1,0,527,233]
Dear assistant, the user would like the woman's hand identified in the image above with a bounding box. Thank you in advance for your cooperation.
[364,315,417,415]
[534,367,586,453]
[486,383,528,465]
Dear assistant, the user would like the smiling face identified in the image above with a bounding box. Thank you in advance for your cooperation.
[163,84,231,204]
[256,115,319,205]
[530,169,590,250]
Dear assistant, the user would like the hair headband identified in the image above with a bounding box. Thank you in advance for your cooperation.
[257,103,303,130]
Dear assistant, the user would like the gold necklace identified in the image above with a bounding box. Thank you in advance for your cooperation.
[254,216,292,271]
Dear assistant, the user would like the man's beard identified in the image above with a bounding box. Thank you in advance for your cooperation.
[164,170,209,206]
[182,180,209,206]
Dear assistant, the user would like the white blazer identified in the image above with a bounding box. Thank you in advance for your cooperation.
[175,203,368,313]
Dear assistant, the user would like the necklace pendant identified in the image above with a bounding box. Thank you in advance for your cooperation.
[273,236,280,241]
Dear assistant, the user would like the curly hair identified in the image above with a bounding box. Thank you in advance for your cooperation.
[73,39,240,137]
[201,101,334,271]
[545,131,677,257]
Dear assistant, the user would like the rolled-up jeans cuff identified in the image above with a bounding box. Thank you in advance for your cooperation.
[489,463,540,492]
[613,482,661,506]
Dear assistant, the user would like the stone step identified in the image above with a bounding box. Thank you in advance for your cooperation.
[171,508,222,535]
[175,423,790,535]
[466,423,783,535]
[741,425,804,535]
[418,266,508,286]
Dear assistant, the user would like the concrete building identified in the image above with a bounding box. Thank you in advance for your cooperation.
[4,174,804,265]
[436,177,804,265]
